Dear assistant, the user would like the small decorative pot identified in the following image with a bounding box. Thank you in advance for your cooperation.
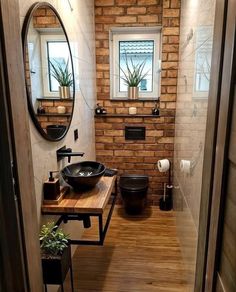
[59,86,70,99]
[57,106,66,114]
[128,86,139,100]
[128,107,137,115]
[41,245,71,285]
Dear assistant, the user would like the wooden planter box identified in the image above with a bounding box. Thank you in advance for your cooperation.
[41,245,71,285]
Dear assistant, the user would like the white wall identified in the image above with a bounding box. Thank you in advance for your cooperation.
[173,0,216,289]
[19,0,96,239]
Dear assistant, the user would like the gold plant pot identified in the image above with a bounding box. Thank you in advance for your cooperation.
[128,86,139,100]
[59,86,70,99]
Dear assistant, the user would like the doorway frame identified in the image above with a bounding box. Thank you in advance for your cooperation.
[204,0,236,290]
[0,0,43,290]
[194,0,228,291]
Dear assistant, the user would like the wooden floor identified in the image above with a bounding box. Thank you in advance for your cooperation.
[64,206,192,292]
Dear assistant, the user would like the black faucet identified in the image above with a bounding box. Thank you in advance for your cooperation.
[57,147,84,163]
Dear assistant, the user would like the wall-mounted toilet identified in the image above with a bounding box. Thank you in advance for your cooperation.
[119,174,149,215]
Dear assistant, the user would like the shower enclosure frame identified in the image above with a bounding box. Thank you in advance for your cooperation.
[195,0,235,291]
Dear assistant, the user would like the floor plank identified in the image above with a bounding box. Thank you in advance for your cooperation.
[64,206,192,292]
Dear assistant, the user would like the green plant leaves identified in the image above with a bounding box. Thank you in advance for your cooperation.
[120,52,149,87]
[49,59,73,87]
[39,222,69,256]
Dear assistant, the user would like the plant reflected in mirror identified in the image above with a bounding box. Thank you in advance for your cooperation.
[22,3,75,141]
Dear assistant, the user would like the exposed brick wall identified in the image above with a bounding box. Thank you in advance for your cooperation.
[95,0,180,205]
[33,6,60,28]
[37,99,73,130]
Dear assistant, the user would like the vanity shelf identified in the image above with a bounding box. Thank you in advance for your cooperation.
[41,176,117,246]
[95,114,160,118]
[37,98,74,101]
[37,113,71,117]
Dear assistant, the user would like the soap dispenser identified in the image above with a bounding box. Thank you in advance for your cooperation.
[43,171,60,200]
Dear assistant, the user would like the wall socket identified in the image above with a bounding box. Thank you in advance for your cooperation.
[74,129,78,141]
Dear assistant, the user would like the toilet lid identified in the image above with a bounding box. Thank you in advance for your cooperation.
[119,175,149,191]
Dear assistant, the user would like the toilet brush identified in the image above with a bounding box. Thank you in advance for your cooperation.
[159,161,173,211]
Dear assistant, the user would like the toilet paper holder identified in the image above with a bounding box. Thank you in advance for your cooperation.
[157,159,173,211]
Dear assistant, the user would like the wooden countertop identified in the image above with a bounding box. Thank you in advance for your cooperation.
[41,176,117,215]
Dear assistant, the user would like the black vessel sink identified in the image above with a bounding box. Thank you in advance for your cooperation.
[61,161,106,190]
[46,125,66,139]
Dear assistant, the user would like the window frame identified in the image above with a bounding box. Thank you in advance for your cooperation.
[192,26,213,100]
[109,27,162,100]
[40,34,67,97]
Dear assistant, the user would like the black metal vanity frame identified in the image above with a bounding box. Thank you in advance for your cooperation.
[42,178,117,246]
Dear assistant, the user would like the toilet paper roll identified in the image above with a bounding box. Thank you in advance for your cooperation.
[180,160,191,174]
[157,159,170,172]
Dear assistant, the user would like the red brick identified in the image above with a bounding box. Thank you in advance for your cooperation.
[95,7,102,15]
[170,0,181,8]
[168,35,179,43]
[127,7,146,14]
[104,130,123,136]
[146,6,162,14]
[114,150,134,156]
[116,0,136,5]
[95,16,115,24]
[168,52,179,61]
[96,150,114,156]
[103,7,125,15]
[163,8,180,18]
[96,136,114,143]
[163,27,179,35]
[116,16,137,23]
[95,0,115,6]
[138,0,158,4]
[138,15,159,23]
[162,44,179,52]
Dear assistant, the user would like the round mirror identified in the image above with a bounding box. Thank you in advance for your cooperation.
[22,2,75,141]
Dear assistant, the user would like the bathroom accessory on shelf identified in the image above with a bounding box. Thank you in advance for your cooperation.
[104,168,118,177]
[152,100,159,115]
[157,159,173,211]
[128,107,137,115]
[57,106,66,114]
[43,171,60,200]
[37,101,45,114]
[95,103,107,115]
[57,146,84,163]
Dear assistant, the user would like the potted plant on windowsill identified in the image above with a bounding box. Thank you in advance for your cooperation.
[40,222,71,285]
[49,59,73,99]
[120,54,149,100]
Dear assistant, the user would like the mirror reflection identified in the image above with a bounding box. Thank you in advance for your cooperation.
[23,3,74,140]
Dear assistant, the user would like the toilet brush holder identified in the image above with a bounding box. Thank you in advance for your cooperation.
[160,184,173,211]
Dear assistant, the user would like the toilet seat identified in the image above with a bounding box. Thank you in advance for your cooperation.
[119,175,149,191]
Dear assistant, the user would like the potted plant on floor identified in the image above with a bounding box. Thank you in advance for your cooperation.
[40,222,71,285]
[120,54,149,100]
[49,59,73,99]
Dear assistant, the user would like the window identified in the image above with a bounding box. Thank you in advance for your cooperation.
[40,34,70,97]
[110,27,161,100]
[193,26,213,99]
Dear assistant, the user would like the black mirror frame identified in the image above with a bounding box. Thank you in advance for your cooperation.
[22,2,75,142]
